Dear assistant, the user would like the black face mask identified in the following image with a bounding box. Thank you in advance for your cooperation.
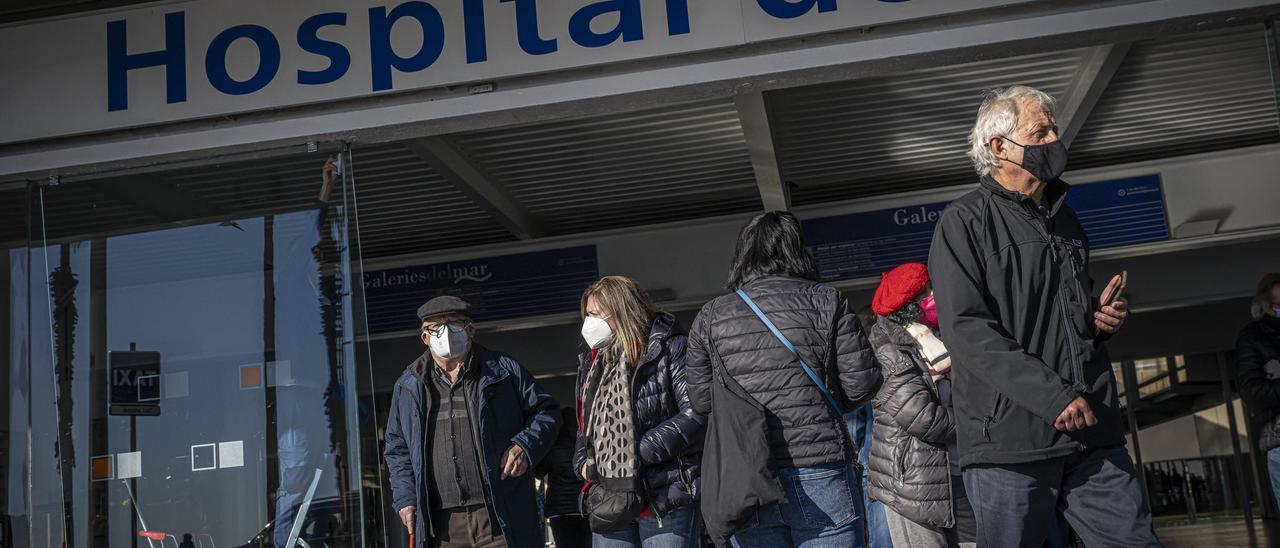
[1002,136,1068,182]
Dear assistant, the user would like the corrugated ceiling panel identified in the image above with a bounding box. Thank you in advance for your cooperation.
[350,143,516,260]
[772,48,1094,206]
[1069,26,1280,169]
[452,100,762,235]
[1,187,27,244]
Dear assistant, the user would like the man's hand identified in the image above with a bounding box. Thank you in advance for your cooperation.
[1054,396,1098,432]
[398,506,415,532]
[501,444,528,479]
[1094,274,1129,335]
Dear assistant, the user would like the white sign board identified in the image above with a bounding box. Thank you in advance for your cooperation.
[0,0,1031,144]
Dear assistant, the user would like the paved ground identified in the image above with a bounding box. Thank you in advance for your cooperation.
[1157,518,1280,547]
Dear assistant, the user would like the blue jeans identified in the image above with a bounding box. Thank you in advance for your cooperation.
[592,504,703,548]
[847,405,892,548]
[1268,447,1280,511]
[730,462,865,548]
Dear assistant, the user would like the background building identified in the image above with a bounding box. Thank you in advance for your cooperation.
[3,0,1280,546]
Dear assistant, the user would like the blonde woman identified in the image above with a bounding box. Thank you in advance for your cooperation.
[573,276,706,548]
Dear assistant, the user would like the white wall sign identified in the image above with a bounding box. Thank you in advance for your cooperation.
[0,0,1030,144]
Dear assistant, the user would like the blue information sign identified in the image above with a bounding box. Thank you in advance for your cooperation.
[363,245,599,333]
[804,202,948,281]
[1064,174,1169,249]
[804,175,1169,282]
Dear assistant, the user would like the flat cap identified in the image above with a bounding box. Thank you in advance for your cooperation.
[417,296,472,322]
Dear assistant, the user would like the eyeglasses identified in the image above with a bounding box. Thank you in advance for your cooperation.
[423,321,470,337]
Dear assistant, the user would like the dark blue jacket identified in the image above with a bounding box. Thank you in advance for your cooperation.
[574,313,706,516]
[384,344,560,548]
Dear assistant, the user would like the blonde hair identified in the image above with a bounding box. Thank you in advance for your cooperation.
[581,276,656,368]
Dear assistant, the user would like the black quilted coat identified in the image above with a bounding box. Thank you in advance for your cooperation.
[686,275,882,468]
[573,312,706,517]
[866,319,956,529]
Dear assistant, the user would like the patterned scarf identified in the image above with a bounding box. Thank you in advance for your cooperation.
[584,355,639,481]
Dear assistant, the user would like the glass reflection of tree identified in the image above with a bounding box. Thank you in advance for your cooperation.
[50,246,78,547]
[274,155,357,547]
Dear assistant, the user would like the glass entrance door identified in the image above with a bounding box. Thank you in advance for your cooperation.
[7,148,373,548]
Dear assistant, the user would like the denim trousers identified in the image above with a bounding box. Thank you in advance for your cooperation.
[730,461,866,548]
[1267,447,1280,512]
[591,504,703,548]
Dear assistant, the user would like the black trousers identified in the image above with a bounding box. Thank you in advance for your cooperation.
[548,515,591,548]
[963,446,1162,548]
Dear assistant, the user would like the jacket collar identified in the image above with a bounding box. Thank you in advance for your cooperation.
[1260,315,1280,338]
[639,312,678,364]
[979,175,1070,218]
[400,343,506,388]
[873,318,918,347]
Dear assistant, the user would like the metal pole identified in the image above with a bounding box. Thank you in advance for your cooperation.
[1218,351,1256,535]
[1122,360,1149,499]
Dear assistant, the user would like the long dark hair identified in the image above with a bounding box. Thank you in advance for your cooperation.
[727,211,820,290]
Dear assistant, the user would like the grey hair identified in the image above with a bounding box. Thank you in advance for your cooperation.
[968,85,1058,177]
[1250,273,1280,320]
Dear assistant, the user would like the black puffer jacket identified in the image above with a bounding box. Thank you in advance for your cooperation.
[574,313,705,517]
[1236,315,1280,452]
[687,275,882,468]
[930,177,1124,467]
[866,319,955,529]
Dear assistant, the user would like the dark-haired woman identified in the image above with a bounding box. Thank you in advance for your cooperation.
[686,211,883,548]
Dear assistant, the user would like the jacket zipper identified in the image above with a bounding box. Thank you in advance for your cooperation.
[982,394,1003,441]
[1030,206,1086,388]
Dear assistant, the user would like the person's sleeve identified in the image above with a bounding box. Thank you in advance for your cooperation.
[572,356,590,481]
[382,385,417,512]
[833,294,883,410]
[686,303,715,416]
[638,335,708,465]
[929,207,1078,424]
[1235,331,1280,413]
[872,344,955,445]
[508,359,562,466]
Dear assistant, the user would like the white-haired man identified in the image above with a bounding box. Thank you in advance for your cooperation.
[928,86,1160,547]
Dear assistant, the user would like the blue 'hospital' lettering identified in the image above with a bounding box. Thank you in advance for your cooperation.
[206,25,280,95]
[297,13,351,86]
[755,0,837,20]
[106,11,186,112]
[368,2,446,92]
[103,0,908,112]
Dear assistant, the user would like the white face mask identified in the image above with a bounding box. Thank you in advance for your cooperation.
[428,324,471,360]
[581,316,614,349]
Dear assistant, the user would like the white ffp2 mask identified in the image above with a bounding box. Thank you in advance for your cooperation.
[581,316,614,349]
[429,326,470,360]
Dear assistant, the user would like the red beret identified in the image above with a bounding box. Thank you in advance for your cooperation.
[872,263,930,316]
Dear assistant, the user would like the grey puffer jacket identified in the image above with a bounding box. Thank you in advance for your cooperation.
[687,275,882,469]
[866,319,955,529]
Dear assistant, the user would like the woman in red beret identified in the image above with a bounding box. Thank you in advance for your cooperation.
[866,262,976,548]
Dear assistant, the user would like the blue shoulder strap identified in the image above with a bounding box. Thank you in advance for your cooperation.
[736,289,844,415]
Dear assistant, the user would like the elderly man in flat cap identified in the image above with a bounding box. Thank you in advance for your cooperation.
[384,296,561,548]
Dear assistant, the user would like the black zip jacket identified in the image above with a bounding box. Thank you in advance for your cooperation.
[1235,315,1280,452]
[928,177,1124,467]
